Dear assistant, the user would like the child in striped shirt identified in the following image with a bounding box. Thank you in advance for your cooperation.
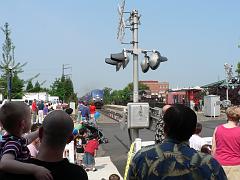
[0,101,52,180]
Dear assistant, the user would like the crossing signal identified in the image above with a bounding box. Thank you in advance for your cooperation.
[140,51,168,73]
[140,55,150,73]
[105,49,129,71]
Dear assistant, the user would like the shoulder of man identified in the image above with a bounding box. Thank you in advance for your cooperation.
[193,152,227,179]
[64,162,88,179]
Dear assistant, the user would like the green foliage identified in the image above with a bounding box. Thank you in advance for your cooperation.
[11,73,24,99]
[33,81,41,92]
[0,23,26,99]
[0,73,24,99]
[236,62,240,76]
[103,82,149,105]
[49,76,77,103]
[26,81,34,92]
[103,87,112,104]
[0,23,27,75]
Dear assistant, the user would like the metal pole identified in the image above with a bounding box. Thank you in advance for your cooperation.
[226,84,229,101]
[7,69,12,101]
[131,9,139,139]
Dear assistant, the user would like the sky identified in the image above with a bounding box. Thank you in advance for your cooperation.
[0,0,240,96]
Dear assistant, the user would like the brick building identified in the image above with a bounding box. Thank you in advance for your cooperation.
[140,80,169,102]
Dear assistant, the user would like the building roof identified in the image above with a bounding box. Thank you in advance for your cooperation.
[201,80,225,88]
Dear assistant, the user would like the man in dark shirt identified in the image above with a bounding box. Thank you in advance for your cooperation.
[1,110,88,180]
[128,104,227,180]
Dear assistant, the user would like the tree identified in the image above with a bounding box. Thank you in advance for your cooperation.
[49,76,77,103]
[26,81,34,92]
[103,87,112,104]
[236,62,240,77]
[33,81,41,92]
[11,73,24,99]
[0,23,26,99]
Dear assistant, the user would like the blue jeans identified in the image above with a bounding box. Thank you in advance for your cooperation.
[83,152,95,167]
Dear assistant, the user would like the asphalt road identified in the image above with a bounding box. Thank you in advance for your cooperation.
[96,112,227,176]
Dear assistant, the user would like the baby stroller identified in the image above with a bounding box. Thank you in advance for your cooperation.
[83,122,108,144]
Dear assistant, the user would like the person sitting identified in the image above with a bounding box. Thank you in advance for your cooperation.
[128,104,227,180]
[1,110,88,180]
[189,122,205,151]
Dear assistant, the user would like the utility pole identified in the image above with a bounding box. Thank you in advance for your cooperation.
[62,64,72,78]
[131,9,140,139]
[106,2,168,142]
[224,63,233,102]
[7,67,13,101]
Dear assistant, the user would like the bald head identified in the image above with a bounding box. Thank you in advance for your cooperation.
[41,110,73,148]
[162,105,171,114]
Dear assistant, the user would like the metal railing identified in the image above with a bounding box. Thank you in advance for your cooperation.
[102,105,162,131]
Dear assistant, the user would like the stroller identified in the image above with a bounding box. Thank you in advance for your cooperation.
[83,122,108,144]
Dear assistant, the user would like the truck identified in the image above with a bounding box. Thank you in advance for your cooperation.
[22,92,59,105]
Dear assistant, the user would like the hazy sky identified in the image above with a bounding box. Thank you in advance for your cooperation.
[0,0,240,96]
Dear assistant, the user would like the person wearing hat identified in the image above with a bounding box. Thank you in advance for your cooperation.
[212,106,240,180]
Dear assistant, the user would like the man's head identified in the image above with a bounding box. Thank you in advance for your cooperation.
[39,110,74,149]
[163,104,197,142]
[0,101,31,134]
[162,105,171,114]
[195,122,202,134]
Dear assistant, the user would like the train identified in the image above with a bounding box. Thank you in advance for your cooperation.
[79,89,104,109]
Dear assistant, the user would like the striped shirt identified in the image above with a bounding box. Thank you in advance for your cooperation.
[0,134,30,161]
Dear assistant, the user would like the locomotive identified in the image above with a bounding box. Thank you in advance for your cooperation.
[80,89,104,109]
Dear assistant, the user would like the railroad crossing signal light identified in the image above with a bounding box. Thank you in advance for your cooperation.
[105,49,129,71]
[140,55,150,73]
[149,51,168,70]
[140,51,168,73]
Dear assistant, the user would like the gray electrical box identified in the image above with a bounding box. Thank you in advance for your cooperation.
[203,95,220,117]
[127,103,149,128]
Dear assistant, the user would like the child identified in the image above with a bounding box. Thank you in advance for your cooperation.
[0,101,52,180]
[27,123,42,157]
[109,174,120,180]
[43,104,49,118]
[189,122,205,151]
[75,128,87,165]
[83,132,99,171]
[201,144,212,154]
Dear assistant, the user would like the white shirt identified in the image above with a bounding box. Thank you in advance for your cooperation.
[189,134,205,151]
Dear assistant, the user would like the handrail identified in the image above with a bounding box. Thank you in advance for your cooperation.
[102,105,162,129]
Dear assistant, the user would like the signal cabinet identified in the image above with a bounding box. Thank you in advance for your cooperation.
[127,103,149,128]
[203,95,220,117]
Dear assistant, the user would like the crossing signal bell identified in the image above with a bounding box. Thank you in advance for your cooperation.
[140,50,168,73]
[105,49,129,71]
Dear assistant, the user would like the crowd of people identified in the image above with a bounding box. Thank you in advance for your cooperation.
[128,104,227,179]
[128,104,240,180]
[1,99,240,179]
[0,100,104,179]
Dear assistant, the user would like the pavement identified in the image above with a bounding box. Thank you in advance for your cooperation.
[87,156,123,180]
[95,110,229,177]
[196,111,227,122]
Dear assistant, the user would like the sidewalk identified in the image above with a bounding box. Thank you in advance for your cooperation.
[87,156,123,180]
[196,111,227,122]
